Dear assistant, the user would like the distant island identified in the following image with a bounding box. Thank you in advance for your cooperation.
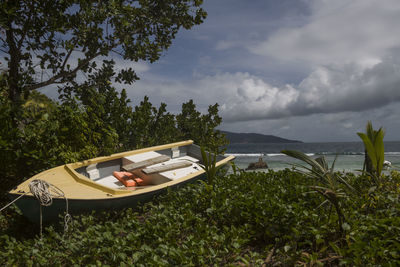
[222,131,302,144]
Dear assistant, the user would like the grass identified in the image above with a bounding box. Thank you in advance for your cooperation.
[0,169,399,266]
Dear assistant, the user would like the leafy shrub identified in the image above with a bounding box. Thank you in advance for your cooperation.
[1,169,399,265]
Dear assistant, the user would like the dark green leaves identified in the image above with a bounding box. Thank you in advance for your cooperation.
[281,150,354,235]
[1,168,400,265]
[176,100,228,153]
[1,0,207,103]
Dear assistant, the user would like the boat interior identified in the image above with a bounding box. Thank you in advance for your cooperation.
[74,144,223,190]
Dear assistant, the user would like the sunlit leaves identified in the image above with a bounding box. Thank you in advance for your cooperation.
[200,146,221,185]
[357,121,385,180]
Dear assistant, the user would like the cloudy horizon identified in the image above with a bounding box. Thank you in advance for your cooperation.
[42,0,400,142]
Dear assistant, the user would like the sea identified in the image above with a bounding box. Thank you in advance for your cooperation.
[226,141,400,172]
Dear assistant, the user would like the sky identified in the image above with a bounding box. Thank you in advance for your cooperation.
[40,0,400,142]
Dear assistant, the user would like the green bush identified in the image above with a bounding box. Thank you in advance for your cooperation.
[1,169,398,265]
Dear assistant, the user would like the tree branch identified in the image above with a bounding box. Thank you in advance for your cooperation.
[0,36,7,44]
[60,39,78,71]
[111,49,124,57]
[25,51,102,91]
[16,3,34,50]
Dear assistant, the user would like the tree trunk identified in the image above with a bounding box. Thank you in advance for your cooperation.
[5,24,24,126]
[6,24,22,102]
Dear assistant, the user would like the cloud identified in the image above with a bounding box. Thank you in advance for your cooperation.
[250,0,400,66]
[215,40,237,51]
[199,0,400,122]
[217,57,400,121]
[130,51,400,122]
[117,0,400,136]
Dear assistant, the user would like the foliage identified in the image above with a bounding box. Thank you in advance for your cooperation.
[357,121,385,181]
[1,169,399,265]
[199,146,222,186]
[0,0,206,105]
[281,150,355,235]
[0,94,18,194]
[129,96,180,149]
[176,100,228,153]
[60,60,132,154]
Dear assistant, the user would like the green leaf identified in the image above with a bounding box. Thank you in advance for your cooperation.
[374,129,385,175]
[357,132,377,170]
[281,150,325,174]
[342,222,351,231]
[284,245,291,252]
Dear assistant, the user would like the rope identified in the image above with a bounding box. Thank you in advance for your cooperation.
[29,179,72,239]
[0,192,29,212]
[1,179,72,239]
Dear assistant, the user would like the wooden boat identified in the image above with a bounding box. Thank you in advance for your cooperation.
[8,140,234,223]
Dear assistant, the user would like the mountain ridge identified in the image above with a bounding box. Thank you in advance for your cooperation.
[222,131,302,144]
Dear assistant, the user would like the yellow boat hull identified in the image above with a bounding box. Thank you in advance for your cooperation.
[8,140,234,223]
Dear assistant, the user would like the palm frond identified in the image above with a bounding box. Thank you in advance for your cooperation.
[281,150,325,173]
[316,199,330,209]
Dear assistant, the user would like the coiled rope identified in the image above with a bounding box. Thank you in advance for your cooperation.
[0,179,72,239]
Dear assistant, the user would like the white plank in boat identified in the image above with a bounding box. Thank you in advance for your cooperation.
[122,151,162,165]
[159,163,202,180]
[122,155,170,172]
[142,161,193,174]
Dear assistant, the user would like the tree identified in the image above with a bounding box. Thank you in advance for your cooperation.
[176,100,228,152]
[0,0,206,105]
[130,96,179,148]
[59,60,131,154]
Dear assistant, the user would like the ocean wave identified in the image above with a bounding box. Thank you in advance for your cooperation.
[315,152,365,156]
[227,153,316,157]
[266,153,285,157]
[227,152,400,157]
[385,152,400,155]
[226,153,265,157]
[268,153,315,156]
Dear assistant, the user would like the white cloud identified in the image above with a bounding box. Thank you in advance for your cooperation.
[200,0,399,122]
[250,0,400,66]
[215,73,299,121]
[130,52,400,123]
[215,40,236,50]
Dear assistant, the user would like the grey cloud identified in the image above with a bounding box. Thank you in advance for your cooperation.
[129,55,400,124]
[250,0,400,66]
[218,55,400,122]
[109,0,400,141]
